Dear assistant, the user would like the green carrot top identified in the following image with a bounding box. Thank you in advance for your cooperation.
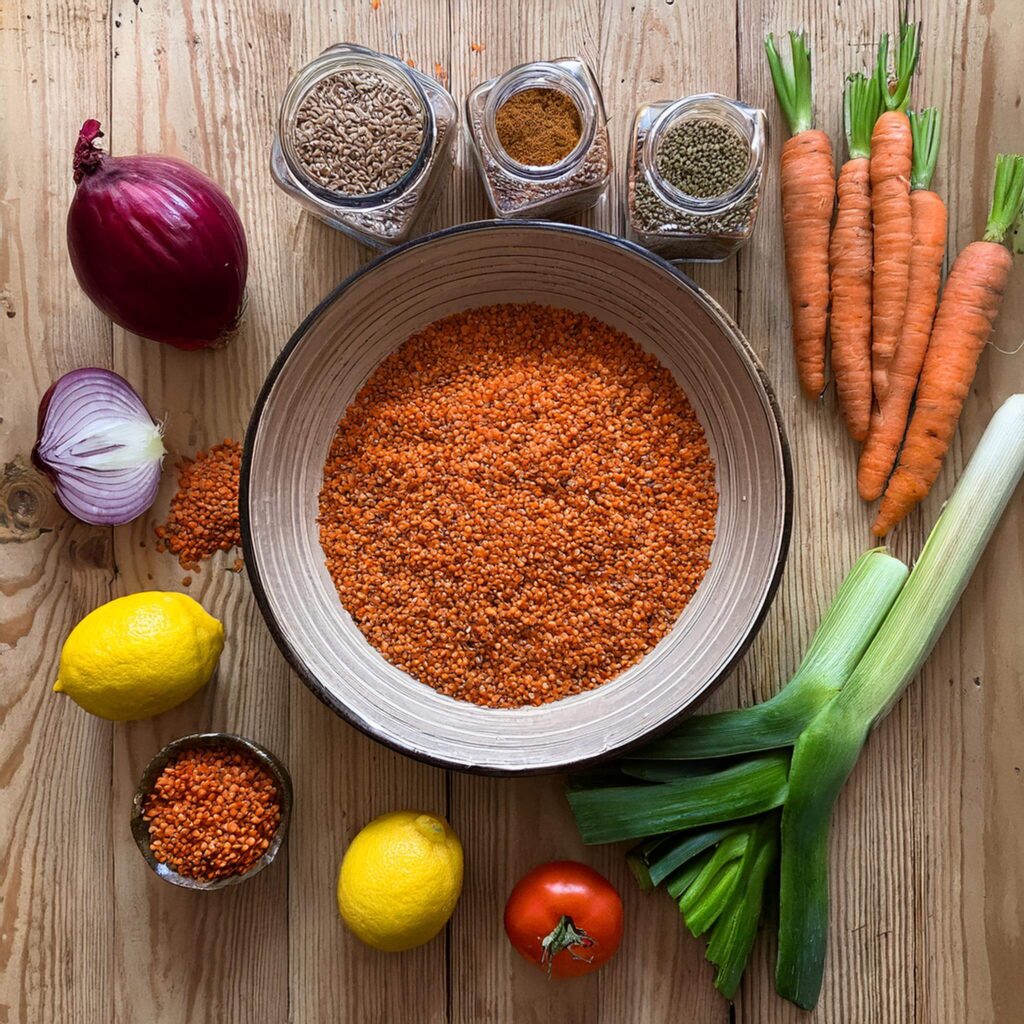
[908,108,942,191]
[876,20,921,113]
[843,72,883,160]
[764,31,814,136]
[984,153,1024,244]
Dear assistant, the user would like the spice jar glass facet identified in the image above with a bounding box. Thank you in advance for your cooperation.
[271,43,458,249]
[467,58,612,219]
[626,94,767,262]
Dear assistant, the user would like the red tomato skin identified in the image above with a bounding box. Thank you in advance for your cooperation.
[503,861,624,978]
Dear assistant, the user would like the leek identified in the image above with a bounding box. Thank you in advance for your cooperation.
[637,549,908,759]
[777,394,1024,1009]
[568,753,790,844]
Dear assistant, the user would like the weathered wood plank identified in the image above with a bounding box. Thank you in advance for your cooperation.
[0,1,116,1022]
[4,0,1024,1021]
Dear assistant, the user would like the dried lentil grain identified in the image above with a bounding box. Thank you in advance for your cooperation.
[143,746,280,882]
[293,69,425,196]
[155,440,241,570]
[317,303,717,709]
[655,117,750,198]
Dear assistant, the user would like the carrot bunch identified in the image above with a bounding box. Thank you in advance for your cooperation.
[766,19,1024,537]
[859,109,946,502]
[874,155,1024,534]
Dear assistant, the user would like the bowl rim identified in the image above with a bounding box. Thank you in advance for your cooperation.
[130,732,293,890]
[240,219,793,775]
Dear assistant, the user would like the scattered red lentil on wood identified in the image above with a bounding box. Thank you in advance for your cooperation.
[143,746,281,882]
[317,303,718,709]
[471,42,486,53]
[155,440,242,571]
[434,61,448,86]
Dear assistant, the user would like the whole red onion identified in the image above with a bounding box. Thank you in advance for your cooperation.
[67,119,248,350]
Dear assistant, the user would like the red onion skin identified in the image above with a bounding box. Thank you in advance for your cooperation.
[67,120,248,351]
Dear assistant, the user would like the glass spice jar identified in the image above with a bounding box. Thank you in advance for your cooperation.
[466,57,612,219]
[271,43,458,250]
[626,93,768,262]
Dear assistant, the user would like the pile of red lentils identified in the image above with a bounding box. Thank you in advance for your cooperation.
[143,746,281,882]
[318,303,718,709]
[155,440,242,573]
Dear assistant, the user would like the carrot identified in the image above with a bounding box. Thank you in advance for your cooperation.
[870,23,921,402]
[873,154,1024,535]
[830,72,883,441]
[765,31,835,399]
[859,110,945,500]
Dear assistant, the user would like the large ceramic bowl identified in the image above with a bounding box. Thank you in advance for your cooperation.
[241,221,791,775]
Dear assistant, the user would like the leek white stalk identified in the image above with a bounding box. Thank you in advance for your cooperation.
[777,393,1024,1009]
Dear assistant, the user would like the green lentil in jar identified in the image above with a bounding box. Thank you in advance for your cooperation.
[655,118,750,198]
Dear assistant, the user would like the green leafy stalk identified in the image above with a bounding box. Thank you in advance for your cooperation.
[908,108,942,191]
[844,72,883,160]
[649,825,742,887]
[667,848,714,901]
[678,831,750,931]
[765,30,814,136]
[776,394,1024,1010]
[706,816,779,998]
[876,21,921,112]
[637,549,908,760]
[983,154,1024,243]
[568,753,790,845]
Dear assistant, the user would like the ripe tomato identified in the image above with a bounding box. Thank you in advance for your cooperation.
[503,860,624,978]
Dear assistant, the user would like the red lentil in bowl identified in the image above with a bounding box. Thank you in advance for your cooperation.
[241,222,791,774]
[317,303,718,708]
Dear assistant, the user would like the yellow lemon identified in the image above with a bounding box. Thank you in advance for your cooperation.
[53,592,224,721]
[337,810,463,952]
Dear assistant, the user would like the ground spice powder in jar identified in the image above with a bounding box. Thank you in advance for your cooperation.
[495,87,582,166]
[155,440,242,571]
[143,746,281,882]
[318,303,718,709]
[655,117,750,198]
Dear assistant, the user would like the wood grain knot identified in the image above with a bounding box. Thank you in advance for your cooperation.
[0,456,57,542]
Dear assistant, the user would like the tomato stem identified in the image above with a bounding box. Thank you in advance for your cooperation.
[540,915,596,976]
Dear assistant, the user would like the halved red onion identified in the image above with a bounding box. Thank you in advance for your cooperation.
[33,368,166,526]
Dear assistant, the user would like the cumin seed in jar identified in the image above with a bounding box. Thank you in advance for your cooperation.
[292,69,425,195]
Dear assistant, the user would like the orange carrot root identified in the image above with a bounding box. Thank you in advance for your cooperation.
[830,156,873,440]
[859,189,947,500]
[873,240,1012,535]
[780,130,836,398]
[870,111,913,401]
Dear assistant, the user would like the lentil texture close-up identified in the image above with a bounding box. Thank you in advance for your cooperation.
[318,303,718,709]
[155,440,242,571]
[143,746,281,882]
[655,117,750,198]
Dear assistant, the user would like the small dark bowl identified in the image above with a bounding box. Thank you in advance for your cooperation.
[130,732,293,891]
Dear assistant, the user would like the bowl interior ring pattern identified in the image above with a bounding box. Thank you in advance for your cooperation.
[241,221,791,774]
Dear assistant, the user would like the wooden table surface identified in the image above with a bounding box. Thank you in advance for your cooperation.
[3,0,1023,1021]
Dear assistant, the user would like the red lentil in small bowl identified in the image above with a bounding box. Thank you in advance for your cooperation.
[242,221,792,775]
[130,733,293,890]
